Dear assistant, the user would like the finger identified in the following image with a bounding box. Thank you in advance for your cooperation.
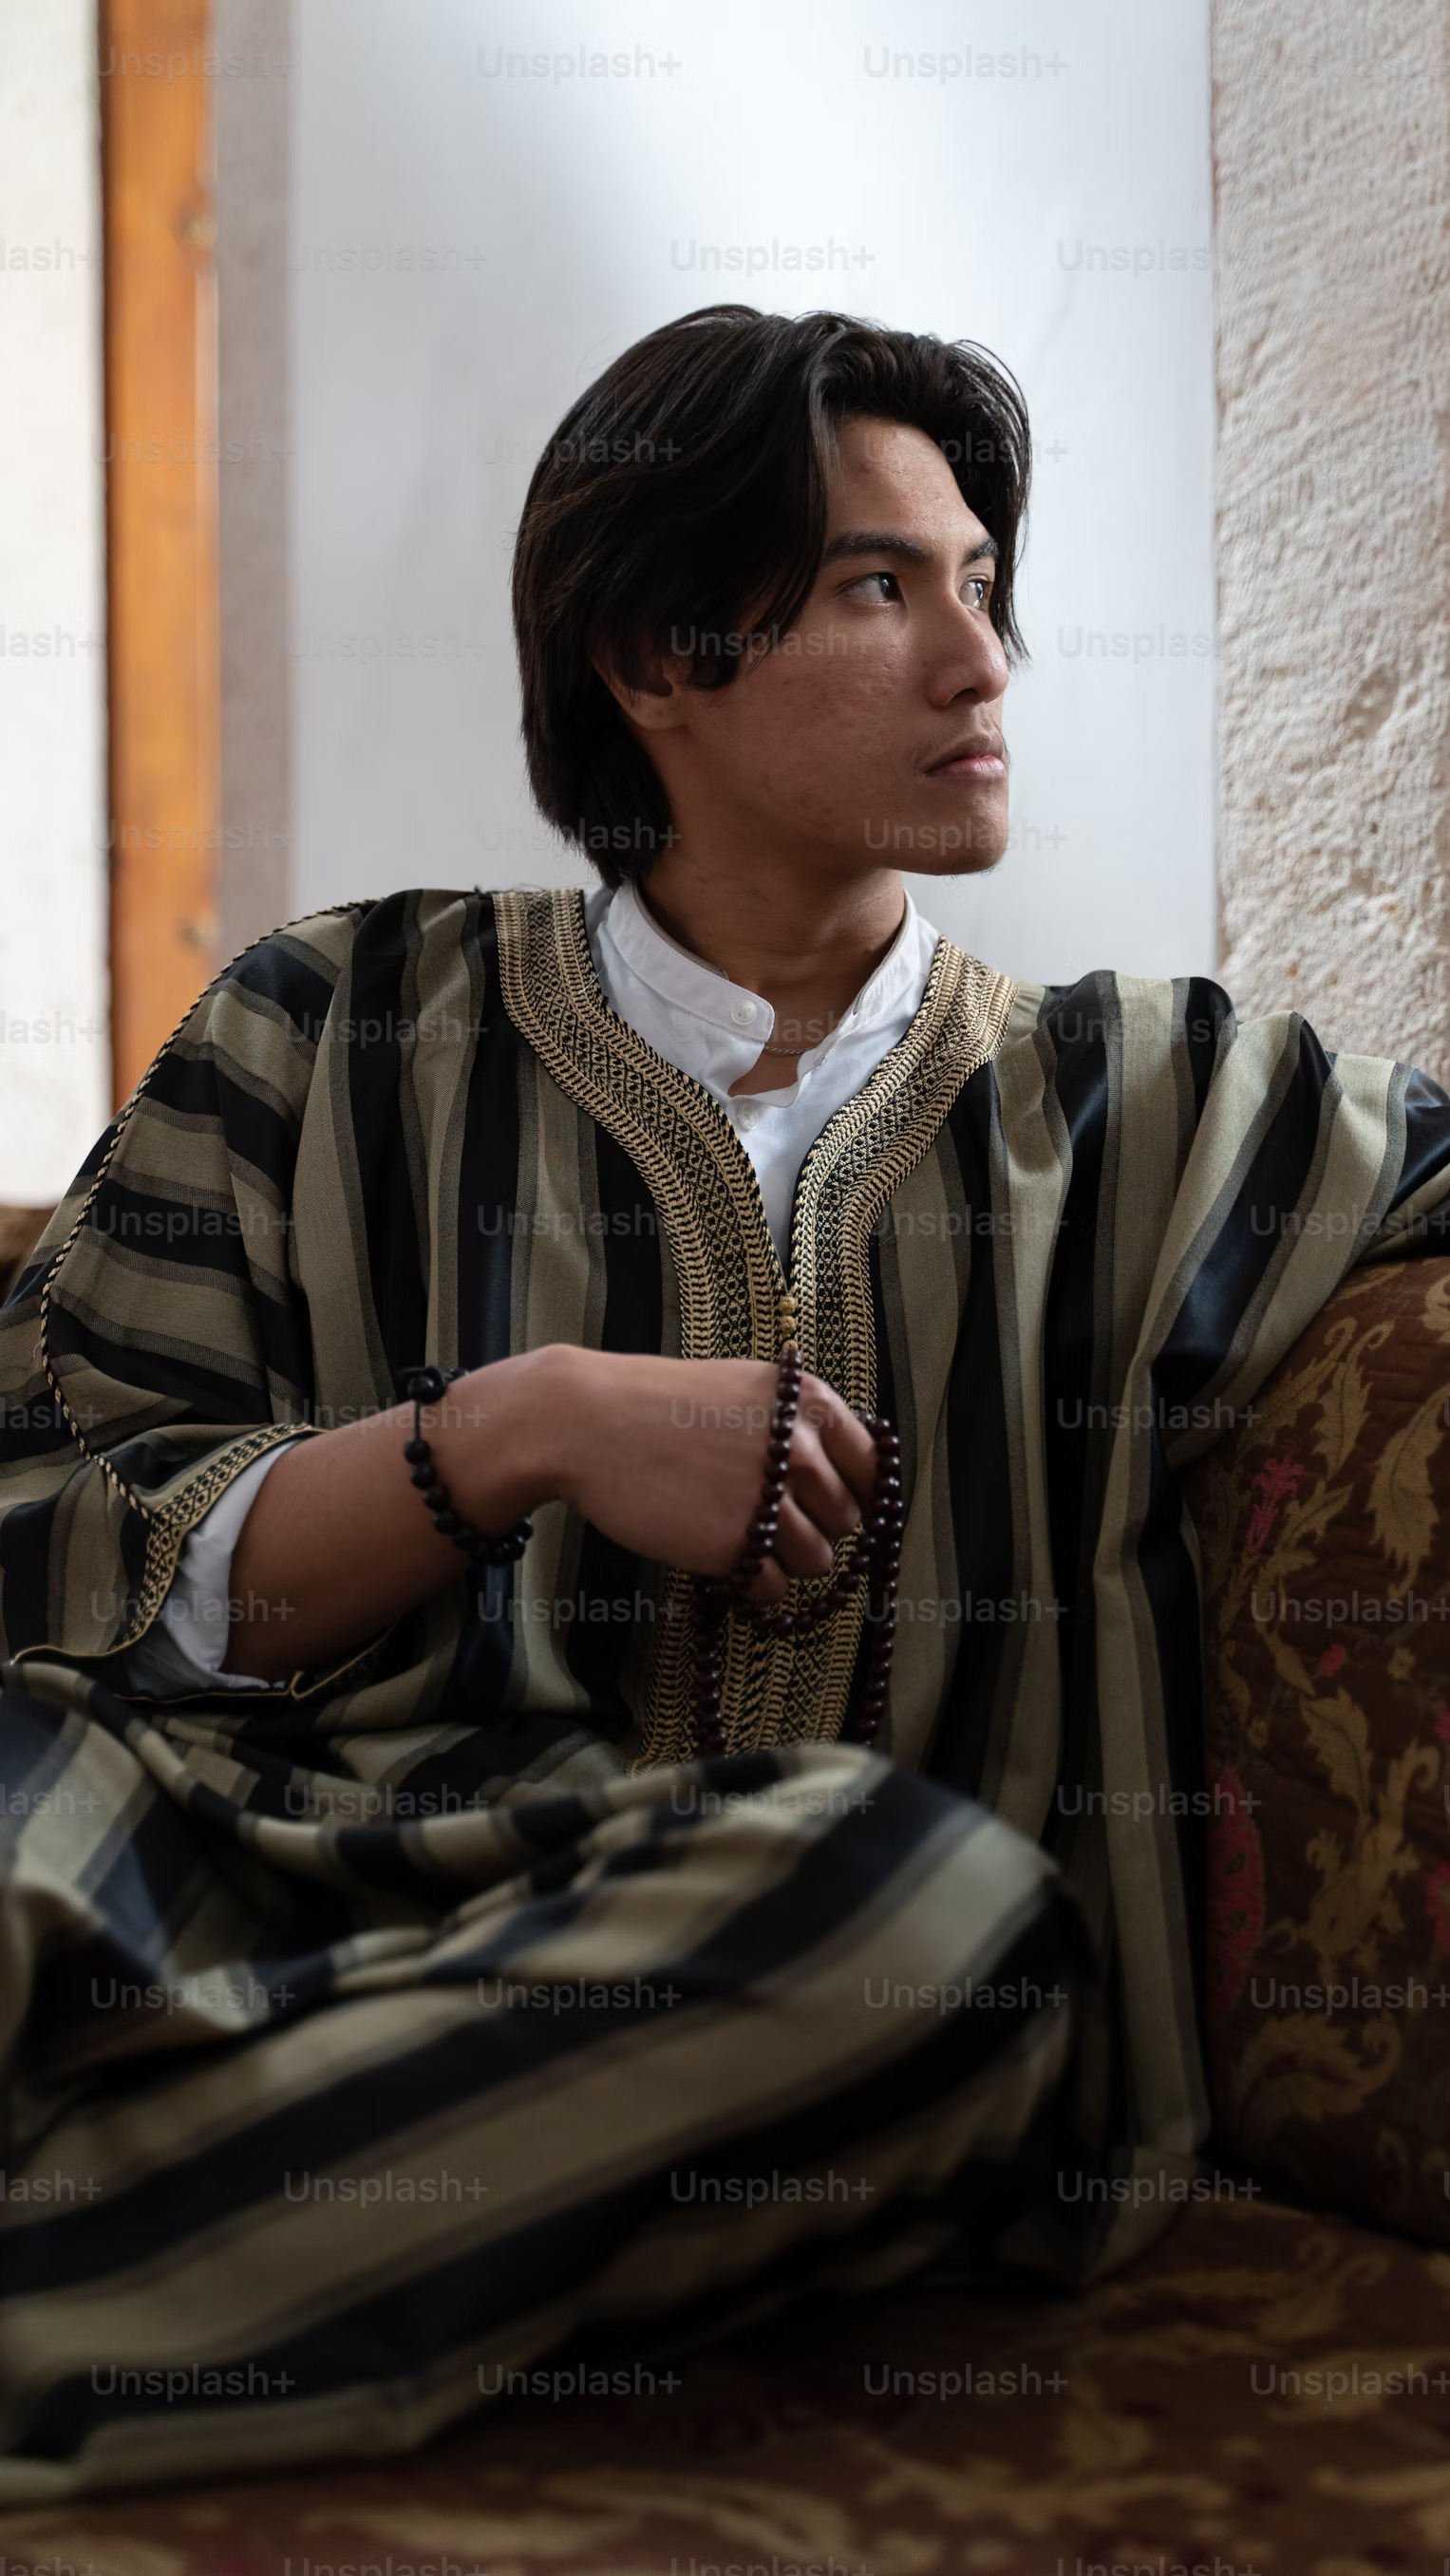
[805,1382,879,1508]
[786,1428,863,1542]
[769,1494,838,1582]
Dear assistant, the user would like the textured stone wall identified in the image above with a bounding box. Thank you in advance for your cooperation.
[1213,0,1450,1074]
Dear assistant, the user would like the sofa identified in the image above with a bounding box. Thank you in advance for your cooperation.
[3,1219,1450,2574]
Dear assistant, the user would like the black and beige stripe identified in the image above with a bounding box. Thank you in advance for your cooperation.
[0,884,1447,2491]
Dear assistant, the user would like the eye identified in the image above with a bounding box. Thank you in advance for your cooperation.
[845,570,902,604]
[963,574,991,610]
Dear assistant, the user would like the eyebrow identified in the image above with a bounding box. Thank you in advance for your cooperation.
[820,530,999,570]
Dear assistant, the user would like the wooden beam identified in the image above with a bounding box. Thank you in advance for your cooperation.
[100,0,218,1107]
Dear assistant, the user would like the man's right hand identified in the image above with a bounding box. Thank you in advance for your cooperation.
[472,1345,878,1603]
[223,1343,881,1680]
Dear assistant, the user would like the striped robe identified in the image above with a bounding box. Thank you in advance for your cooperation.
[0,882,1447,2497]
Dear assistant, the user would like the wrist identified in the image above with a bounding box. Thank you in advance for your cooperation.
[525,1343,597,1513]
[425,1345,581,1531]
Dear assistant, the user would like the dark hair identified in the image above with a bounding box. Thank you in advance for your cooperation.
[512,304,1032,888]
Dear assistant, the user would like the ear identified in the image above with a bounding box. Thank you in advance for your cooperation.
[592,640,695,737]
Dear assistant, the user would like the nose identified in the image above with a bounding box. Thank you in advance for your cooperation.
[925,592,1010,709]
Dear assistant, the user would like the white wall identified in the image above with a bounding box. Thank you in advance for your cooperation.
[0,0,107,1199]
[285,0,1215,984]
[217,0,294,959]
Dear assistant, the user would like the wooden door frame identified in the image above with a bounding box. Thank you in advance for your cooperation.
[100,0,219,1107]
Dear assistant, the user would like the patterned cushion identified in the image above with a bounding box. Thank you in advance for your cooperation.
[1185,1252,1450,2247]
[3,2197,1449,2572]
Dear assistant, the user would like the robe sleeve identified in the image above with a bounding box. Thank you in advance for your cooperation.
[0,906,365,1676]
[1004,972,1450,2269]
[121,1440,307,1692]
[1096,977,1450,1479]
[1352,1061,1450,1263]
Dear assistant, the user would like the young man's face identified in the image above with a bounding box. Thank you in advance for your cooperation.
[650,413,1012,880]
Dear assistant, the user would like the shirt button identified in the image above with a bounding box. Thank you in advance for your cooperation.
[729,999,758,1026]
[736,1102,760,1131]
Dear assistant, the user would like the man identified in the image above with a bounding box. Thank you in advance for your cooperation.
[1,303,1447,2498]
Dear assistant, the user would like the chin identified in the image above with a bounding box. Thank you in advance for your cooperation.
[909,847,1007,881]
[857,798,1009,876]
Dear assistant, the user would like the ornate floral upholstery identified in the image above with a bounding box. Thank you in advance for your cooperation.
[1185,1251,1450,2250]
[2,2197,1449,2573]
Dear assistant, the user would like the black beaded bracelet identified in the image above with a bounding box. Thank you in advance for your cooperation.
[397,1364,532,1567]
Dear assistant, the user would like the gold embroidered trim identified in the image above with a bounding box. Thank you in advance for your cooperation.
[124,1422,323,1650]
[494,887,1017,1765]
[8,1423,320,1673]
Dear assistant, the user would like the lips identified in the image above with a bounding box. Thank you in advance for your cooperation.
[927,737,1007,777]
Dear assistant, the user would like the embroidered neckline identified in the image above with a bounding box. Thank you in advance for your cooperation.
[493,886,1018,1763]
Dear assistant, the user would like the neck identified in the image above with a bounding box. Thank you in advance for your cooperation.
[633,852,908,1052]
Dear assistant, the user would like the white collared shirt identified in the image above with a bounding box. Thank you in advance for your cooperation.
[588,879,939,1264]
[125,880,940,1695]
